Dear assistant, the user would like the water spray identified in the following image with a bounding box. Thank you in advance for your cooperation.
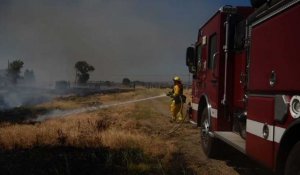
[35,94,167,121]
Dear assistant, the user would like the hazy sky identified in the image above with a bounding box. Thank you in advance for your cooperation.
[0,0,250,82]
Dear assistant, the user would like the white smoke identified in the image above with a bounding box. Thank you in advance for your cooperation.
[0,87,54,110]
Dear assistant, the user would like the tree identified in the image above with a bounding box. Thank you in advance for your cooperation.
[75,61,95,84]
[122,78,131,86]
[7,60,24,85]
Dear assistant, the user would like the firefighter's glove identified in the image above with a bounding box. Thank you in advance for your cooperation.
[167,92,175,99]
[166,91,173,97]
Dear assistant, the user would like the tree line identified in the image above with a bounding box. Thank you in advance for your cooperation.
[4,59,146,87]
[4,59,35,85]
[2,60,96,86]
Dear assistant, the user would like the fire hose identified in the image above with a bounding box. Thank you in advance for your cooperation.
[36,93,192,136]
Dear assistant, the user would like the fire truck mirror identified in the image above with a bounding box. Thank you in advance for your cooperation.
[186,47,196,74]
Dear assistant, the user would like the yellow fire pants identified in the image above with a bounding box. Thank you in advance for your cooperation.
[170,100,183,121]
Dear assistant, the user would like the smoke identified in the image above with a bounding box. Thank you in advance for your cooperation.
[0,87,54,110]
[0,0,236,82]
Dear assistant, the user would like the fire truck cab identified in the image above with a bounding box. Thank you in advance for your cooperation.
[186,0,300,174]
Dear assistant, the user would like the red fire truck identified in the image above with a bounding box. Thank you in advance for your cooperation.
[185,0,300,174]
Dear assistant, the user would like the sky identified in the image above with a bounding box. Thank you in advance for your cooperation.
[0,0,250,83]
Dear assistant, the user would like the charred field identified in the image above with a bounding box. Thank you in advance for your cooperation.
[0,86,132,123]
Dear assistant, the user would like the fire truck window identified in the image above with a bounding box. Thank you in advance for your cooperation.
[208,34,217,69]
[234,20,246,51]
[196,45,202,70]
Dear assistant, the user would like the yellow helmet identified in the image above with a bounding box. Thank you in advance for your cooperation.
[173,76,181,81]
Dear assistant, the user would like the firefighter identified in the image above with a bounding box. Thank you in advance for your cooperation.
[167,76,185,122]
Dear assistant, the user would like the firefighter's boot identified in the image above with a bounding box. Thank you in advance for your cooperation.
[176,110,183,122]
[170,100,178,122]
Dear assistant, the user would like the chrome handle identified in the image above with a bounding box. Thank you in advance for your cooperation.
[212,52,219,79]
[269,70,276,87]
[212,52,219,70]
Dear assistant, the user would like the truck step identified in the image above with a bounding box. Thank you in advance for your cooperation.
[214,131,246,154]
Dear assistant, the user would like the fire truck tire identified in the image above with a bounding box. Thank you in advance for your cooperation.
[200,108,219,158]
[284,141,300,175]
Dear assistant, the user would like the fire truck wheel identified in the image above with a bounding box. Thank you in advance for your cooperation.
[200,108,219,158]
[284,141,300,175]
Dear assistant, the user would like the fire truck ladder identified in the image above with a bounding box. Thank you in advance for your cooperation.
[214,131,246,154]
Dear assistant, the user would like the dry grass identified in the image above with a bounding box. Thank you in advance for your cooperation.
[0,89,188,174]
[2,88,241,175]
[37,100,81,110]
[0,88,176,171]
[0,114,174,155]
[37,95,102,110]
[36,88,167,111]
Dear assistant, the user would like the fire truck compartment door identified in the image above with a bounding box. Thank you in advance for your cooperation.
[246,96,275,169]
[248,4,300,92]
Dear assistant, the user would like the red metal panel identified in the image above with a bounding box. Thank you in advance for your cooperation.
[233,51,246,109]
[200,12,224,109]
[247,96,275,169]
[248,96,274,123]
[246,133,274,169]
[249,4,300,92]
[200,12,228,132]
